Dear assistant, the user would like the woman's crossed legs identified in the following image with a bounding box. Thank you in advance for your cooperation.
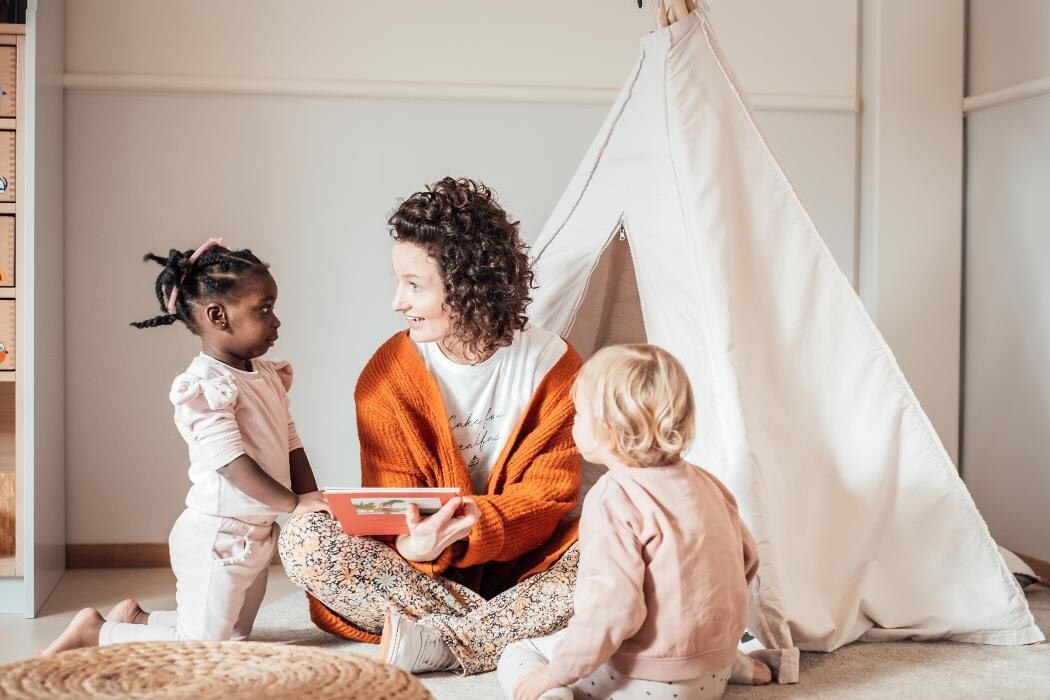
[279,512,578,674]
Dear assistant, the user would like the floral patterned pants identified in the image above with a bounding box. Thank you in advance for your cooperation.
[278,512,579,675]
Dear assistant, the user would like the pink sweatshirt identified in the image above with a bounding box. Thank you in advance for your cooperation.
[548,462,758,685]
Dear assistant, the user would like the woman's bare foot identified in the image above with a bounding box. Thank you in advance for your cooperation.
[106,598,149,625]
[729,650,773,685]
[40,607,106,656]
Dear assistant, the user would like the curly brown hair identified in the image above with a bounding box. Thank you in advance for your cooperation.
[388,177,534,359]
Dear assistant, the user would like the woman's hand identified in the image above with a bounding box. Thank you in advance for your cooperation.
[514,666,560,700]
[291,490,332,518]
[395,496,480,562]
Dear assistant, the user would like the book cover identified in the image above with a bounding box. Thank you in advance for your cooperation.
[324,487,462,536]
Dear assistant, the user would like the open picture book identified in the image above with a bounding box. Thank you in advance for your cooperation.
[323,487,462,536]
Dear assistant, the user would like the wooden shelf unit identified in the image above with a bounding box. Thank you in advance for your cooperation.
[0,12,64,616]
[0,22,22,581]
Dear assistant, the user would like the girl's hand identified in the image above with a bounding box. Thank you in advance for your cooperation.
[514,666,560,700]
[291,490,331,517]
[395,496,479,562]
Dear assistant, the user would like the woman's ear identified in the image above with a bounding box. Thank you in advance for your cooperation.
[204,302,229,330]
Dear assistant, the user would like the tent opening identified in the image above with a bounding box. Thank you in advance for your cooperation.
[565,227,647,362]
[561,225,649,508]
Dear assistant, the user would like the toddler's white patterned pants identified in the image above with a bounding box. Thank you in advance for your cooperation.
[498,630,732,700]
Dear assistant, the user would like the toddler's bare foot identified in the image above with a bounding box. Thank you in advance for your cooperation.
[40,608,105,656]
[106,598,149,625]
[729,650,773,685]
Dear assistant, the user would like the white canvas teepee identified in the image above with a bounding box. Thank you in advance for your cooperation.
[529,9,1043,684]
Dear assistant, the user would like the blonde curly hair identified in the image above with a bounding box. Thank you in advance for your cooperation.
[572,344,695,467]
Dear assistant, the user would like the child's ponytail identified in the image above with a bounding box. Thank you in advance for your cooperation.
[129,249,192,329]
[130,241,267,334]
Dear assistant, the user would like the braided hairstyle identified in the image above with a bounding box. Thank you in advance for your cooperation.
[130,245,270,334]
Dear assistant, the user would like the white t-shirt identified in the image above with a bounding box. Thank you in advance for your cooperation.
[415,325,567,494]
[170,352,303,524]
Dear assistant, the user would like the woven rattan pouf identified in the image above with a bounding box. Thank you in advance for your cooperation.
[0,641,432,699]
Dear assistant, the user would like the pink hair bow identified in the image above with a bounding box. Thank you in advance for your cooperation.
[166,237,224,314]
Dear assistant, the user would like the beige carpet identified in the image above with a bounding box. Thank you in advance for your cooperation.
[250,584,1049,699]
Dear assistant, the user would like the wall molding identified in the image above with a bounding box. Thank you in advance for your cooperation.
[62,72,859,113]
[753,93,859,113]
[964,75,1050,113]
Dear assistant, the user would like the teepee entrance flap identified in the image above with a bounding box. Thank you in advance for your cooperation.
[566,223,648,359]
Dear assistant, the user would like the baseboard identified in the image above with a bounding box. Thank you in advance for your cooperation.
[67,544,170,568]
[69,544,1047,583]
[67,544,282,569]
[1016,552,1050,585]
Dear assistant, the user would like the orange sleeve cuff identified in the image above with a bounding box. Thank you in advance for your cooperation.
[407,543,456,578]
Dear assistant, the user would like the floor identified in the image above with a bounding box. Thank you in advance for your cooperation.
[2,569,1048,699]
[0,566,298,665]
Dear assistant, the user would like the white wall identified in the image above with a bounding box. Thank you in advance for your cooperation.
[65,1,864,543]
[967,0,1050,95]
[963,0,1050,561]
[63,0,856,101]
[859,0,965,465]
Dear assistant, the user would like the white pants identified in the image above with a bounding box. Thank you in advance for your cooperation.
[99,509,276,644]
[498,631,732,700]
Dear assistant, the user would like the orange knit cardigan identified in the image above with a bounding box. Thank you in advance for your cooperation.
[308,331,583,641]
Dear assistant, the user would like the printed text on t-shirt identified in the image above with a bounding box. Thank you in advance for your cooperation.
[449,409,504,475]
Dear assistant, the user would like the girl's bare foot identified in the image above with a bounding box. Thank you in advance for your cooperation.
[729,650,773,685]
[106,598,149,625]
[40,607,106,656]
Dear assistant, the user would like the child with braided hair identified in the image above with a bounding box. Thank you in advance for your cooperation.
[42,238,329,655]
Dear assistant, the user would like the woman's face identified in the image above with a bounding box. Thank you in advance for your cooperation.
[391,241,453,344]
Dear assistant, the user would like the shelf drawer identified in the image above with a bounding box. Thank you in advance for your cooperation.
[0,298,12,371]
[0,130,11,203]
[0,215,11,287]
[0,46,14,119]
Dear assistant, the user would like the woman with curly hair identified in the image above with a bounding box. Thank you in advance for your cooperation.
[279,177,582,676]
